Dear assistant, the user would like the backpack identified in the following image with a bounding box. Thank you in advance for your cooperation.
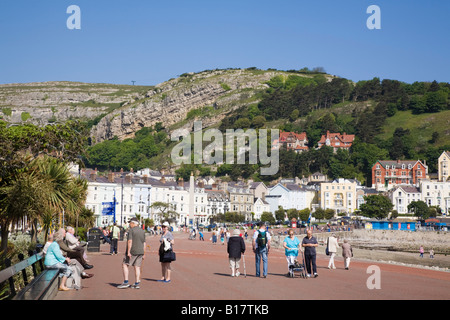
[257,230,268,248]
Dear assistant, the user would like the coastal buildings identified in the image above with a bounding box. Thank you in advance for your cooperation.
[319,178,358,214]
[420,180,450,215]
[265,183,315,214]
[438,151,450,182]
[371,159,428,191]
[388,185,422,214]
[81,153,449,227]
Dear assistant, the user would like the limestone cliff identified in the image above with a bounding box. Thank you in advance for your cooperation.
[90,69,307,143]
[0,69,320,143]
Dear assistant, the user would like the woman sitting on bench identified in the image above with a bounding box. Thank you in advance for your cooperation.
[44,230,73,291]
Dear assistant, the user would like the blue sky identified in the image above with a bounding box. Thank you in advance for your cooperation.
[0,0,448,85]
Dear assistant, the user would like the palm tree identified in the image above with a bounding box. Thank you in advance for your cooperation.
[0,156,89,252]
[36,157,88,232]
[0,161,48,251]
[40,209,58,243]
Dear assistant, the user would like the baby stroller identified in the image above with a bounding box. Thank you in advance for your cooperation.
[288,251,307,279]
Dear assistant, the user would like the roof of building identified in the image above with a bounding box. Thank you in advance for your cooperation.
[376,160,427,169]
[317,131,355,147]
[279,131,308,142]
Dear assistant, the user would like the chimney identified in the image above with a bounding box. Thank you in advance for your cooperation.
[120,168,124,173]
[143,174,149,184]
[161,176,166,184]
[198,181,204,188]
[90,169,97,181]
[125,174,132,184]
[178,177,184,187]
[108,172,115,183]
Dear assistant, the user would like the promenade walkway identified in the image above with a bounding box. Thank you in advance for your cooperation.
[54,231,450,301]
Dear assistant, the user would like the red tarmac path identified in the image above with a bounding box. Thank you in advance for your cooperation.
[54,231,450,301]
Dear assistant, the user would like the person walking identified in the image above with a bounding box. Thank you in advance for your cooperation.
[118,217,146,289]
[302,229,318,278]
[227,229,246,277]
[430,248,434,259]
[109,222,120,255]
[158,221,175,283]
[327,233,339,269]
[341,239,353,270]
[220,229,225,245]
[252,222,271,278]
[419,245,424,258]
[283,229,301,277]
[212,229,217,244]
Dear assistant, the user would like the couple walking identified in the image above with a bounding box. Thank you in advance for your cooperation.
[326,233,353,270]
[117,219,175,289]
[226,222,271,278]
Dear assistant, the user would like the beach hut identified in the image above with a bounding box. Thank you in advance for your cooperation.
[365,220,416,231]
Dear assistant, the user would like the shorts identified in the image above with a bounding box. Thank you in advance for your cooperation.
[229,257,241,269]
[123,254,144,267]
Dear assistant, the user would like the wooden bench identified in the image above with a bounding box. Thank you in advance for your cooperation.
[13,268,60,300]
[0,249,60,300]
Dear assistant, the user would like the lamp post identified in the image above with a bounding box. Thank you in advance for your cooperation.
[121,175,124,226]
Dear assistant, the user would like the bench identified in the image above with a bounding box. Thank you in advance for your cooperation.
[13,268,60,300]
[0,249,60,300]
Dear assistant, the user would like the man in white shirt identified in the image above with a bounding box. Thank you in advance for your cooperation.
[66,226,89,261]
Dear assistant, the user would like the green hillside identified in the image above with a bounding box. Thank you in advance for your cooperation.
[378,109,450,148]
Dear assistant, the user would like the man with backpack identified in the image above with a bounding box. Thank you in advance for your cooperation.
[252,222,271,278]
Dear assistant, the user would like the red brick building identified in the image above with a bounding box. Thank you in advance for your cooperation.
[371,160,428,191]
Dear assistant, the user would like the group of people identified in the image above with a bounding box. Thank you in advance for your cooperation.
[43,219,356,292]
[419,245,435,259]
[117,219,175,289]
[226,222,355,280]
[101,223,121,254]
[43,226,94,291]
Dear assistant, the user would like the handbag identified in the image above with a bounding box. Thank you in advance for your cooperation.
[162,250,176,262]
[326,237,330,256]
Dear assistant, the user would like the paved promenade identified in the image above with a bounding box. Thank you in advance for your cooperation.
[54,230,450,301]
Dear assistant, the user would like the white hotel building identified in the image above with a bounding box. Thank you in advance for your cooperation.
[83,170,220,227]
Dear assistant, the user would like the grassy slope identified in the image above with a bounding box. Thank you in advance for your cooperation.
[378,110,450,147]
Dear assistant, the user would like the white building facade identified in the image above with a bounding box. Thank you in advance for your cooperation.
[420,180,450,215]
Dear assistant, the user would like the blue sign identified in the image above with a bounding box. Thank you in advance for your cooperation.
[102,207,114,215]
[101,193,117,223]
[102,199,116,216]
